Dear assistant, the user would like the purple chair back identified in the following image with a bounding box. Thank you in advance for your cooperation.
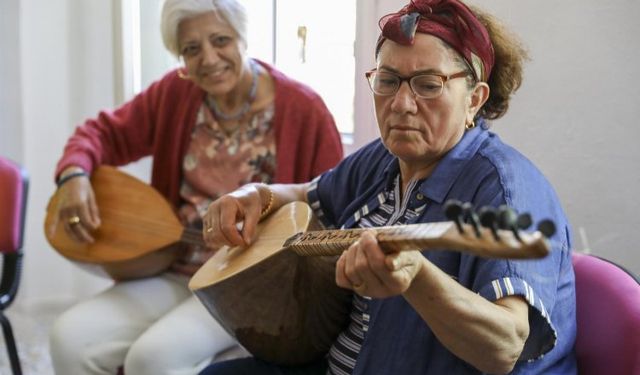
[0,157,28,254]
[572,252,640,375]
[0,156,28,374]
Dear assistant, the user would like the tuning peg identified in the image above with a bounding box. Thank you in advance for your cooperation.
[478,206,500,241]
[497,205,516,229]
[461,202,481,238]
[444,199,463,219]
[537,219,556,238]
[498,205,523,242]
[516,213,533,230]
[444,199,464,234]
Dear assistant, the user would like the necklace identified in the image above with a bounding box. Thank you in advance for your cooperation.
[207,60,259,121]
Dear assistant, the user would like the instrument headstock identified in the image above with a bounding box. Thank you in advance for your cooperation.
[429,199,557,259]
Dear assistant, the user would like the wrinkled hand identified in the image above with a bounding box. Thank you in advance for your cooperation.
[336,230,425,298]
[202,184,264,249]
[48,174,101,243]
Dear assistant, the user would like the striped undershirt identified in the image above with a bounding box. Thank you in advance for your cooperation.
[327,176,427,375]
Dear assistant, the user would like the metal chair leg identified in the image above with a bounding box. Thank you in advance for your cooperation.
[0,312,22,375]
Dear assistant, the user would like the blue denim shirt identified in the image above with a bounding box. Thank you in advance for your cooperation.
[308,121,577,374]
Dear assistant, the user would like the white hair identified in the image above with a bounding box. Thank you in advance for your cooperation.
[160,0,248,57]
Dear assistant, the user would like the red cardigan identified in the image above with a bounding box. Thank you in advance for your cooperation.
[56,60,344,207]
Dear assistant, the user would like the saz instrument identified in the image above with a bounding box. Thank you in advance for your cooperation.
[189,201,552,366]
[44,166,204,280]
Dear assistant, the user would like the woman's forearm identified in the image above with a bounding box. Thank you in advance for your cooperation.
[403,258,530,374]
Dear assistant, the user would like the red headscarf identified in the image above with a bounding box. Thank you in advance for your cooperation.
[376,0,494,82]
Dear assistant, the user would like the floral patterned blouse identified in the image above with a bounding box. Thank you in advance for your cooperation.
[174,101,276,272]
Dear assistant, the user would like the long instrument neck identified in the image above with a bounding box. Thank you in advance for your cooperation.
[284,222,549,259]
[180,221,549,260]
[283,224,450,255]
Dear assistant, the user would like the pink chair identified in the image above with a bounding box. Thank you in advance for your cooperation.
[572,252,640,375]
[0,156,28,375]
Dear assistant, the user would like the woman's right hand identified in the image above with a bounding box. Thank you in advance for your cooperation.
[201,184,267,249]
[49,168,101,243]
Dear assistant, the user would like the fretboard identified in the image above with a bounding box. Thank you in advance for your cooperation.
[283,222,549,260]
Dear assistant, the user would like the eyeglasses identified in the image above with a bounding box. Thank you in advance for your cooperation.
[365,70,470,99]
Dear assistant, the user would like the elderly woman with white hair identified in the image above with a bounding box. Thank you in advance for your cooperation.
[47,0,343,374]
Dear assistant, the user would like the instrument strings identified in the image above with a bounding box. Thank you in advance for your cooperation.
[88,208,467,254]
[289,225,431,256]
[91,207,297,245]
[181,227,206,246]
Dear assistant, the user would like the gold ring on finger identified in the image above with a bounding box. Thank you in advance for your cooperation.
[68,216,81,225]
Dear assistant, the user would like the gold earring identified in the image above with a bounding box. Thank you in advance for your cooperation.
[177,68,189,80]
[465,120,476,130]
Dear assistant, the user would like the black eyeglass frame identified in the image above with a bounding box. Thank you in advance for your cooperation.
[365,69,470,99]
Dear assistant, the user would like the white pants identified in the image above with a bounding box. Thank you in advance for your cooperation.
[49,273,237,375]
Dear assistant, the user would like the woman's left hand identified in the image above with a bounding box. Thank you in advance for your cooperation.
[335,230,425,298]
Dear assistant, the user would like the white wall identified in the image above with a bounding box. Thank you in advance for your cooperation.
[1,0,638,312]
[6,0,115,311]
[0,0,24,164]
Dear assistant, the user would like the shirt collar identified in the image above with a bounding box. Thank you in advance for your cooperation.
[379,118,490,203]
[381,154,401,190]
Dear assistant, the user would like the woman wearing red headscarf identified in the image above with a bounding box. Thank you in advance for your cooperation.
[199,0,577,374]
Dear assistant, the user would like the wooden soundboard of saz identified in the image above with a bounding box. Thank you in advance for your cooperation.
[190,202,352,366]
